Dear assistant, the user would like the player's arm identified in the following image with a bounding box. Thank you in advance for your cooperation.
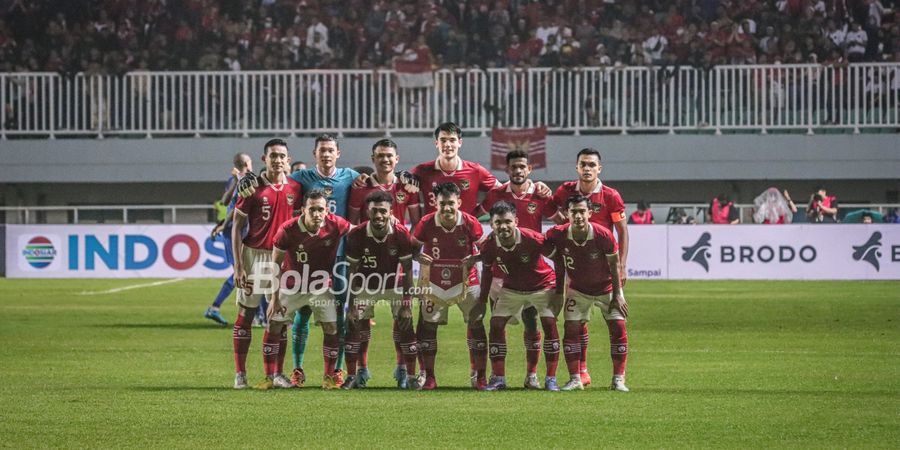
[406,202,422,225]
[605,251,628,317]
[614,219,629,286]
[397,257,415,328]
[221,176,239,205]
[268,247,287,320]
[344,257,362,321]
[231,209,248,290]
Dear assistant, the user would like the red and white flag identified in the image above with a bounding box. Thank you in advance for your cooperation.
[490,127,547,170]
[394,49,434,89]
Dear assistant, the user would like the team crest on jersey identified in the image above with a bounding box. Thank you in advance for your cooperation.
[324,186,334,197]
[286,194,295,205]
[591,202,602,212]
[441,268,451,280]
[262,196,270,204]
[460,180,470,191]
[396,191,407,203]
[527,202,538,214]
[457,237,467,247]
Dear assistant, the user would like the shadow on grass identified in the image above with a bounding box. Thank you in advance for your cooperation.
[95,323,230,330]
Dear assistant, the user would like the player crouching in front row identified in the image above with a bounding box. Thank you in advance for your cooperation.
[265,189,352,389]
[477,201,563,391]
[544,195,630,392]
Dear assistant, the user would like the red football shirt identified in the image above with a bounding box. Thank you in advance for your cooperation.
[411,158,498,215]
[348,178,418,225]
[480,227,555,292]
[234,177,303,250]
[478,181,556,232]
[551,181,626,233]
[544,222,619,296]
[412,211,483,286]
[345,221,416,291]
[274,214,351,290]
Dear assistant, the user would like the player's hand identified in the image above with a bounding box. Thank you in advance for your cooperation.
[231,167,241,178]
[237,171,259,198]
[267,298,286,322]
[620,263,628,287]
[611,290,628,318]
[352,173,371,189]
[397,170,420,194]
[234,266,247,292]
[210,223,223,239]
[534,181,552,198]
[550,291,564,316]
[470,301,487,324]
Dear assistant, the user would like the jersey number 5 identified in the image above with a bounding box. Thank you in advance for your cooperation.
[261,205,271,221]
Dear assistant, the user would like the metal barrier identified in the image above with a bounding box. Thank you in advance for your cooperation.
[2,64,898,137]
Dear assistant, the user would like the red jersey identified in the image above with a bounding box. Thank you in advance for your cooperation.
[273,214,351,290]
[412,211,483,286]
[348,178,418,225]
[480,227,555,292]
[345,221,417,292]
[478,181,556,232]
[551,181,626,233]
[234,177,303,250]
[411,158,498,215]
[544,222,619,296]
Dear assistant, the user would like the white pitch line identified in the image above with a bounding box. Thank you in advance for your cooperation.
[77,278,185,296]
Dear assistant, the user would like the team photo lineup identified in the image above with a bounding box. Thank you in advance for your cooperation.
[216,122,631,393]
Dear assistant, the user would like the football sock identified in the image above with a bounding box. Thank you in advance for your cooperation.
[467,326,488,379]
[276,327,287,374]
[416,314,426,373]
[262,329,280,377]
[358,320,371,369]
[489,317,508,377]
[608,320,628,376]
[323,332,340,376]
[335,301,347,372]
[579,322,589,372]
[564,321,583,376]
[392,321,404,365]
[540,316,560,378]
[232,307,253,374]
[399,325,419,374]
[343,321,360,376]
[212,275,234,308]
[417,323,438,377]
[524,329,541,375]
[291,308,311,369]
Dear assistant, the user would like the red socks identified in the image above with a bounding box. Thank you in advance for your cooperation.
[232,308,253,374]
[608,320,628,376]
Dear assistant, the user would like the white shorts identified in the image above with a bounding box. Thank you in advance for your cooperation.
[563,286,626,323]
[236,246,273,309]
[420,286,481,325]
[493,287,556,319]
[351,291,408,320]
[487,277,520,325]
[270,289,338,325]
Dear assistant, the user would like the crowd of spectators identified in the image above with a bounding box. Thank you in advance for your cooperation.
[1,0,898,76]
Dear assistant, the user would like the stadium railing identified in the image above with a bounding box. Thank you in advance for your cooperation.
[3,203,897,225]
[1,63,898,138]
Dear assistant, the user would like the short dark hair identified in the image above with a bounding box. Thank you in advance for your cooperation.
[637,200,650,210]
[566,195,591,210]
[365,190,394,206]
[433,122,462,140]
[304,188,327,204]
[290,161,306,172]
[372,138,398,153]
[433,182,461,198]
[233,153,250,170]
[576,148,601,162]
[314,133,339,150]
[506,149,529,165]
[490,201,517,218]
[263,138,288,156]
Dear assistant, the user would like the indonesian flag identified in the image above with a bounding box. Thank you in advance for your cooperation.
[490,127,547,170]
[394,48,434,89]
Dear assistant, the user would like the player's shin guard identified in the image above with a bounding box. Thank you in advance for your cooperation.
[358,321,371,369]
[524,330,542,375]
[399,330,419,375]
[417,324,438,377]
[262,329,280,378]
[467,326,488,379]
[291,308,311,369]
[579,322,589,372]
[608,320,628,376]
[233,308,253,373]
[489,317,508,377]
[541,316,560,377]
[276,328,287,374]
[392,322,404,365]
[344,321,361,376]
[323,333,340,376]
[563,322,583,376]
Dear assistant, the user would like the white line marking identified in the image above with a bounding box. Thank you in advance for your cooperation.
[77,278,185,296]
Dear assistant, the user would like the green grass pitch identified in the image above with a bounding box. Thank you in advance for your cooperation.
[0,279,897,448]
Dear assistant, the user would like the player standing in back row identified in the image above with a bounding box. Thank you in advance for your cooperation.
[230,139,303,389]
[550,148,629,387]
